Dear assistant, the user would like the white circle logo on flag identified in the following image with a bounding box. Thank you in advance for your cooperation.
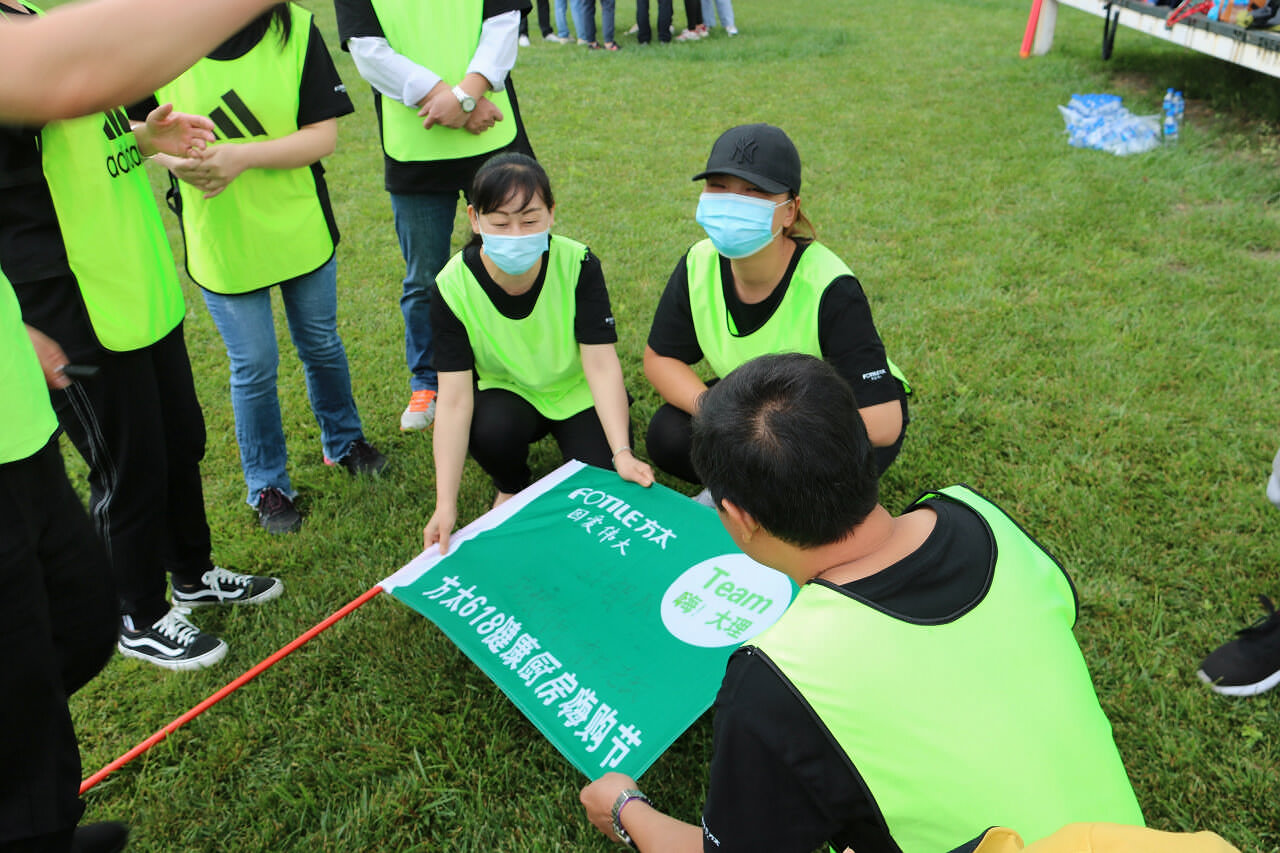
[660,554,795,648]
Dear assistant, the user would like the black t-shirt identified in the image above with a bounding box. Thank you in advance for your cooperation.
[432,242,616,373]
[700,497,996,853]
[130,19,354,256]
[646,239,906,410]
[334,0,533,195]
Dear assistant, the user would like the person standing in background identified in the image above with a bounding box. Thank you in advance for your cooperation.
[141,2,386,536]
[635,0,673,44]
[335,0,534,433]
[674,0,705,39]
[699,0,735,34]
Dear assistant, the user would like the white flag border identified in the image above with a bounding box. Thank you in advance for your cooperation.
[379,459,587,593]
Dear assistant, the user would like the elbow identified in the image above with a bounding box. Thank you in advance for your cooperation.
[642,346,663,386]
[860,402,904,448]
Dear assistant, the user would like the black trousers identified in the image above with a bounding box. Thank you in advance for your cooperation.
[470,387,620,494]
[682,0,702,28]
[519,1,552,36]
[0,438,116,852]
[54,322,213,626]
[636,0,673,42]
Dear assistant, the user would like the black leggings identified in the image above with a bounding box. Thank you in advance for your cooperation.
[470,388,622,494]
[646,396,910,485]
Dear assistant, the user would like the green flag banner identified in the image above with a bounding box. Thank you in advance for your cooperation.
[381,460,796,780]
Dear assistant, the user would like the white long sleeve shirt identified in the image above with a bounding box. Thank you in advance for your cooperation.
[346,10,518,107]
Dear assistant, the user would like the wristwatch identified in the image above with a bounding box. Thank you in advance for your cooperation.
[610,788,652,850]
[451,85,476,113]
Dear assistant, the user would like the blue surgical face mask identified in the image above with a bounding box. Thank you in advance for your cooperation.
[695,192,790,259]
[479,229,550,275]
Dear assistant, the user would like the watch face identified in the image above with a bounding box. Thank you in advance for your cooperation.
[463,97,476,112]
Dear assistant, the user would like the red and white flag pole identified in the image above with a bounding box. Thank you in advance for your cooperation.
[80,584,385,795]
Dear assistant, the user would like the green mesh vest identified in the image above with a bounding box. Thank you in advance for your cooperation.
[1,271,58,464]
[750,486,1143,852]
[25,0,183,354]
[435,236,595,420]
[685,238,909,391]
[155,3,334,293]
[368,0,516,162]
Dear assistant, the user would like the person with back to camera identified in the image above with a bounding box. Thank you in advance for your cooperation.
[0,0,283,674]
[581,352,1144,853]
[422,152,653,555]
[0,0,289,846]
[644,123,910,497]
[138,1,387,536]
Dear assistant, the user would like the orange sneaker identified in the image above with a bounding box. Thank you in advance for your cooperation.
[400,389,437,431]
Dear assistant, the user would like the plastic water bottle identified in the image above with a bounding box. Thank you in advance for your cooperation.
[1173,90,1185,121]
[1163,89,1179,143]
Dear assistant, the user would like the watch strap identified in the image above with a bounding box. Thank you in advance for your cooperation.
[451,84,476,111]
[610,788,651,850]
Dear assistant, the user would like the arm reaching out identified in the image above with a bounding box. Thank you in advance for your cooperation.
[0,0,279,123]
[581,343,653,488]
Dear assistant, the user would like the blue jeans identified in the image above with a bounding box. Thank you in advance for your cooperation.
[201,256,365,506]
[700,0,734,28]
[555,0,571,37]
[574,0,615,42]
[390,191,457,394]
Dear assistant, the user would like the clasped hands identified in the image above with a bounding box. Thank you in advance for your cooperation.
[136,102,246,199]
[417,81,503,135]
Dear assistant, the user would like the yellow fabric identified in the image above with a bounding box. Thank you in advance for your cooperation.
[973,823,1240,853]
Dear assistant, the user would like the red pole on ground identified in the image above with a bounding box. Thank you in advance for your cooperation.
[80,584,386,795]
[1020,0,1045,57]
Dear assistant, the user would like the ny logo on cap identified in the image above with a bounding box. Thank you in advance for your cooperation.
[731,137,758,165]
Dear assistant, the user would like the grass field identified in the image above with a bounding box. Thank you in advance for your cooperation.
[65,0,1280,849]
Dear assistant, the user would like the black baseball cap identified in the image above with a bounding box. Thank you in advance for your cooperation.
[692,123,802,195]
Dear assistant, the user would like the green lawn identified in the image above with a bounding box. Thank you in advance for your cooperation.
[68,0,1280,849]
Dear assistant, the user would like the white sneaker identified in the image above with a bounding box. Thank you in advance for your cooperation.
[172,566,284,608]
[544,33,569,42]
[518,34,531,46]
[118,607,227,671]
[400,389,437,431]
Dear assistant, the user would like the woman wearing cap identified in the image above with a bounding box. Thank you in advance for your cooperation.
[644,123,910,486]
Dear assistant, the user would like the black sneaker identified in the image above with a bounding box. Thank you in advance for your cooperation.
[1197,594,1280,696]
[118,606,227,671]
[256,486,301,534]
[326,438,388,476]
[72,821,129,853]
[172,566,283,608]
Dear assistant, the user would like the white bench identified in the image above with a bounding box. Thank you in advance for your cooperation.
[1026,0,1280,79]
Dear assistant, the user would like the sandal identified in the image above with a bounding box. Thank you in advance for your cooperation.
[586,41,604,49]
[603,41,621,50]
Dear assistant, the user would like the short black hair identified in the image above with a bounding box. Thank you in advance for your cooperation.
[471,152,553,217]
[690,354,879,548]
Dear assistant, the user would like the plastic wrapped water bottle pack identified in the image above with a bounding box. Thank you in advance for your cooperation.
[1058,93,1162,156]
